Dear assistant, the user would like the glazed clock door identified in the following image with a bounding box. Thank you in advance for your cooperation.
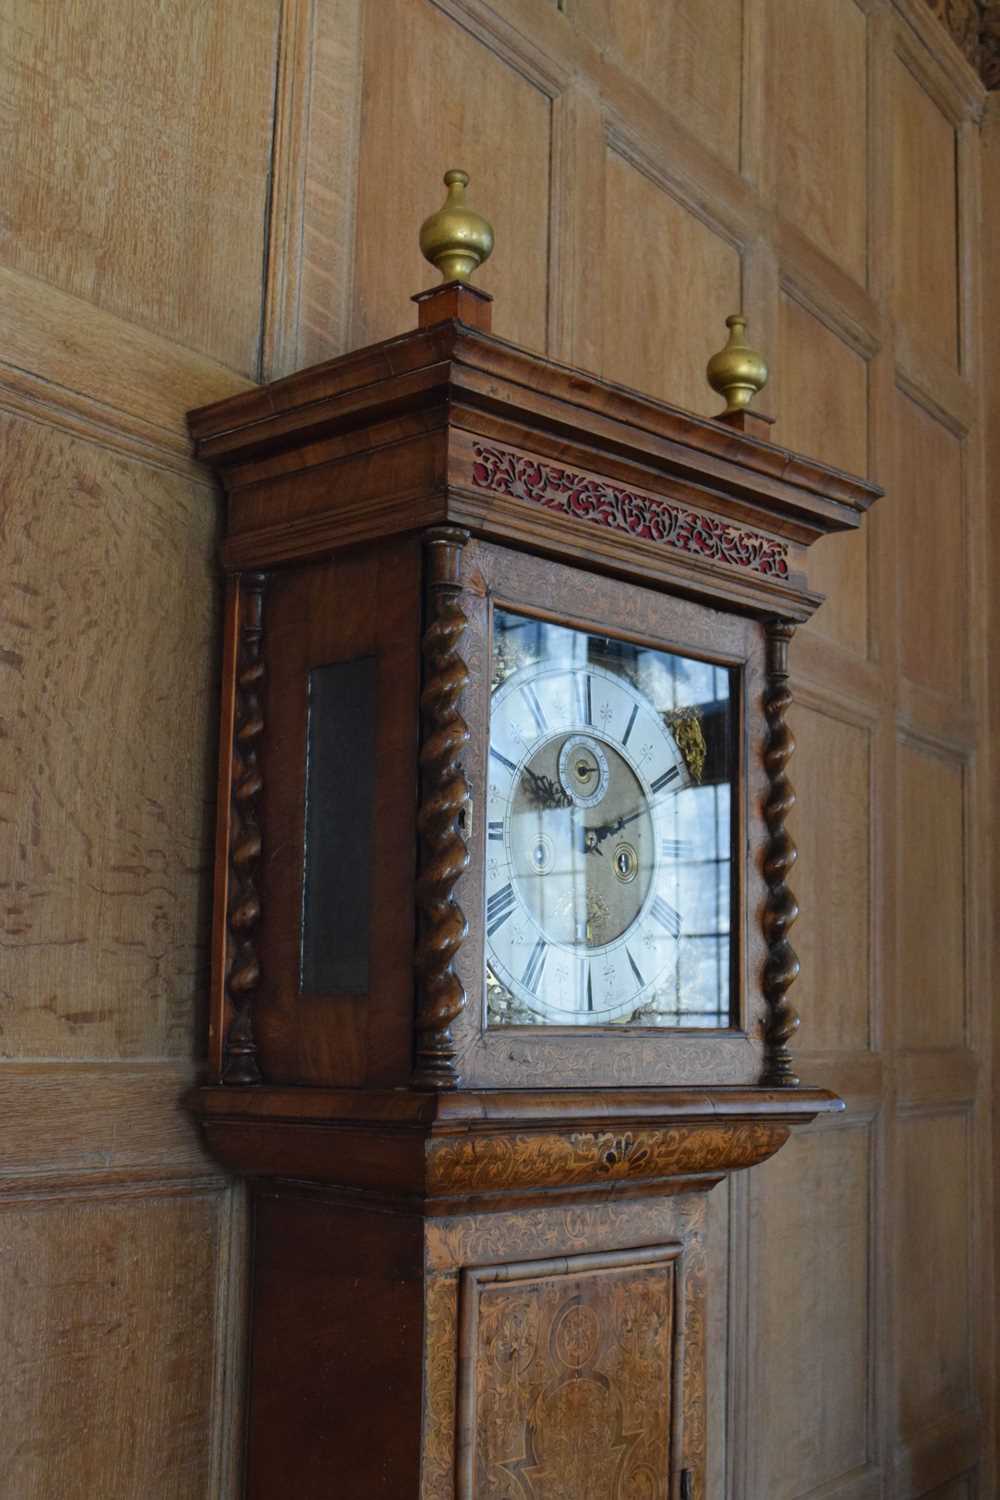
[447,537,767,1090]
[484,607,738,1032]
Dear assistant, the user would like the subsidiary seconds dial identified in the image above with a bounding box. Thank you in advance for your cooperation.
[485,659,687,1024]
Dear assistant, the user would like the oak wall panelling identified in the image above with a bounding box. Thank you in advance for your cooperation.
[0,0,279,1491]
[776,292,872,657]
[891,48,962,369]
[787,702,873,1055]
[571,0,744,171]
[3,0,280,375]
[351,0,555,353]
[0,1185,226,1499]
[600,148,742,417]
[765,0,870,287]
[896,1109,974,1439]
[897,740,967,1052]
[748,1121,874,1498]
[2,0,996,1494]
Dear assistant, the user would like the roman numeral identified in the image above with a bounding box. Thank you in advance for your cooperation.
[488,821,504,841]
[521,937,548,993]
[486,883,517,935]
[626,947,645,989]
[660,838,690,859]
[651,765,680,794]
[651,896,682,938]
[622,703,638,746]
[490,747,517,774]
[586,965,594,1011]
[520,684,548,737]
[575,673,592,726]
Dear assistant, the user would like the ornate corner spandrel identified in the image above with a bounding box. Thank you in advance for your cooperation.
[413,527,472,1090]
[760,618,801,1087]
[222,571,267,1085]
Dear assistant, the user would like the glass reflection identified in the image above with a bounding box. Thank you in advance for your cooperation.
[486,611,736,1029]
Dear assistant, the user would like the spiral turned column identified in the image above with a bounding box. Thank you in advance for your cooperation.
[761,619,801,1088]
[222,572,267,1085]
[413,528,472,1090]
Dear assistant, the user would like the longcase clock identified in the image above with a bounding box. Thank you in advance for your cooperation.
[187,172,881,1500]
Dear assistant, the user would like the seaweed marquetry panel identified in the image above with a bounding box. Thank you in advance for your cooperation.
[458,1248,682,1500]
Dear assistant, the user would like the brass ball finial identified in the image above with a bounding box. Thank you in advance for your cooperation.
[419,169,494,284]
[706,313,769,415]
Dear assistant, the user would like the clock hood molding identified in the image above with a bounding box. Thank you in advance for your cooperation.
[188,318,881,624]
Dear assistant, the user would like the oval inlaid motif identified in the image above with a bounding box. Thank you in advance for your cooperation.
[551,1299,600,1370]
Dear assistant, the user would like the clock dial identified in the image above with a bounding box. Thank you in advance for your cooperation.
[486,611,736,1029]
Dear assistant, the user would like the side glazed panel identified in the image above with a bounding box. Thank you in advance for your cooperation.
[254,537,422,1087]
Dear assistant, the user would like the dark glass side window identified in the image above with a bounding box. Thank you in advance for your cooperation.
[299,657,376,994]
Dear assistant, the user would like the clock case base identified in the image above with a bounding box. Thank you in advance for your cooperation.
[198,1084,839,1500]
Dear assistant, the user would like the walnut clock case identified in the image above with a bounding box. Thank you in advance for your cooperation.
[188,176,880,1500]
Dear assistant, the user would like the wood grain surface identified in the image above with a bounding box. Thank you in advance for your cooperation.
[5,0,996,1495]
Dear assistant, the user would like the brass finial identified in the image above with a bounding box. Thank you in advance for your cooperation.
[419,169,494,284]
[706,314,769,416]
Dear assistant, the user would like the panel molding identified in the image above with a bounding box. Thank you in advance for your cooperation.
[0,1060,216,1186]
[893,1405,983,1495]
[0,265,254,466]
[897,1049,979,1108]
[429,0,571,96]
[894,339,976,436]
[260,0,316,384]
[604,118,752,261]
[0,366,210,485]
[779,269,883,366]
[893,0,987,121]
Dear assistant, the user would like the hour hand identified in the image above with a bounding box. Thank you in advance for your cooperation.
[582,815,623,854]
[583,805,647,854]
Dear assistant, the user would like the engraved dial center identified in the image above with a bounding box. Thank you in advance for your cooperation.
[511,730,654,949]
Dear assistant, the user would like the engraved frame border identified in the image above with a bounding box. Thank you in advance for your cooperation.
[455,1243,686,1500]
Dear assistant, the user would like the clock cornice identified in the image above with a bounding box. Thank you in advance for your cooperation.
[188,318,880,624]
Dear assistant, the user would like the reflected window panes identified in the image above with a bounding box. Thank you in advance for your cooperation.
[485,611,737,1030]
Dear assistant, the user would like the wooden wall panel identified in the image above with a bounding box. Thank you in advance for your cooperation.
[351,0,552,354]
[572,0,743,170]
[892,56,960,366]
[897,1111,973,1438]
[601,151,742,417]
[789,705,872,1054]
[0,1188,224,1498]
[893,392,965,699]
[0,412,218,1058]
[777,294,870,656]
[897,743,966,1051]
[2,0,279,376]
[748,1125,872,1497]
[766,0,869,285]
